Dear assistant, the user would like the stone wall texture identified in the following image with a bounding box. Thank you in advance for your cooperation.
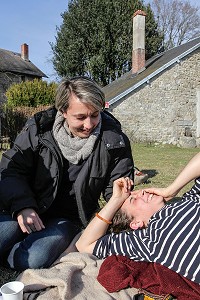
[110,49,200,147]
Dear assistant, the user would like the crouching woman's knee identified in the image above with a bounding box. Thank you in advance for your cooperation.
[7,242,51,271]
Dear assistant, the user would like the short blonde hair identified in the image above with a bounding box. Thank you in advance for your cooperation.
[55,76,105,112]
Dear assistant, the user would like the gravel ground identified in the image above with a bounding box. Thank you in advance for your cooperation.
[0,267,20,287]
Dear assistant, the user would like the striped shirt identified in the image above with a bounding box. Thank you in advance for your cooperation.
[93,178,200,284]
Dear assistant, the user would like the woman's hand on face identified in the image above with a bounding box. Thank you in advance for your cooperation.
[111,177,133,205]
[143,187,175,201]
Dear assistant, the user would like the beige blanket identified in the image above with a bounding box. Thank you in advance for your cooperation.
[18,251,138,300]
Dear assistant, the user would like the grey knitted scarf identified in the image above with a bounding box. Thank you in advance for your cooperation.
[53,111,101,164]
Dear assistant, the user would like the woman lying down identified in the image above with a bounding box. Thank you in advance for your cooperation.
[76,171,200,284]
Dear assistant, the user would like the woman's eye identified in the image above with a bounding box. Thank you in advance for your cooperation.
[92,113,99,118]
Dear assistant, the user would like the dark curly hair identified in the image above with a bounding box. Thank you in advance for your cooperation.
[108,209,133,233]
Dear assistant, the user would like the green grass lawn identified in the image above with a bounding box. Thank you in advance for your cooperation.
[132,143,200,196]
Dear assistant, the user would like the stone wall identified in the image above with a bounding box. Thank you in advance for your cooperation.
[110,49,200,147]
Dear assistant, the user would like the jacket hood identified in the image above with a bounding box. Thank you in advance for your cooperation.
[101,110,122,130]
[34,106,57,134]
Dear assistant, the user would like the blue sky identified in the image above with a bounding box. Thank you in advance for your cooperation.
[1,0,198,83]
[1,0,68,82]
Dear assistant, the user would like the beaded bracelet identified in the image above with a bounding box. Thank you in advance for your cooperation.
[95,213,112,224]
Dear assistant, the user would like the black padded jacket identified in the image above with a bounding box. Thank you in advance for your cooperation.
[0,106,134,227]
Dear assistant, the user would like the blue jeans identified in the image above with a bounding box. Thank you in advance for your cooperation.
[0,213,81,271]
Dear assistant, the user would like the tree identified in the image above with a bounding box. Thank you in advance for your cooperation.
[150,0,200,50]
[51,0,163,86]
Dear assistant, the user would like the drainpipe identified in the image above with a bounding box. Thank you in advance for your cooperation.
[132,10,146,74]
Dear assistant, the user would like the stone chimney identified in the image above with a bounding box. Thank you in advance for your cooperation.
[132,10,146,74]
[21,43,29,61]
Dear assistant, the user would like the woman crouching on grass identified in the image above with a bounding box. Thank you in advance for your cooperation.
[76,174,200,284]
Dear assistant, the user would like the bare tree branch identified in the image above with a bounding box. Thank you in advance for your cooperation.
[151,0,200,49]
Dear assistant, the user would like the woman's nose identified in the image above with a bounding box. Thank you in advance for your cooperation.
[84,117,93,129]
[130,192,137,201]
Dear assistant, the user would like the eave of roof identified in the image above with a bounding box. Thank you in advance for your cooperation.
[103,36,200,105]
[0,49,47,78]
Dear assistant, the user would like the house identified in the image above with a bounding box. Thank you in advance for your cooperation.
[103,10,200,148]
[0,43,47,104]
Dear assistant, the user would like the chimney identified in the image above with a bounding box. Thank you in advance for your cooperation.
[132,10,146,74]
[21,43,29,61]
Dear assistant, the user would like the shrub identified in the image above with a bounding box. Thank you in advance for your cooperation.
[2,79,58,145]
[5,79,57,107]
[1,105,51,145]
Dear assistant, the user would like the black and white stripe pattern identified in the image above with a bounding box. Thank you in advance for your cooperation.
[93,179,200,283]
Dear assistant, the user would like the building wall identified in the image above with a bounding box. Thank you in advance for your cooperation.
[110,49,200,147]
[0,72,38,105]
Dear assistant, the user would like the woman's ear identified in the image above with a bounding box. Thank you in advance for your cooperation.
[130,220,144,230]
[63,111,67,119]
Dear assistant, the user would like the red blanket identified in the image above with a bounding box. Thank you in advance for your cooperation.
[97,255,200,300]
